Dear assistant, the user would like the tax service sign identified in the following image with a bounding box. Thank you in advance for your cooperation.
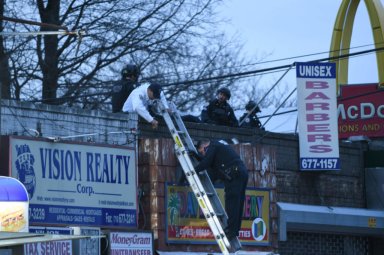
[165,184,270,246]
[296,62,340,171]
[3,136,138,228]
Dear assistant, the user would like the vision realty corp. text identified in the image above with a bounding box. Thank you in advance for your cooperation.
[39,148,131,184]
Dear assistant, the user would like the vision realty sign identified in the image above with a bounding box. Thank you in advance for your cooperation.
[296,62,340,171]
[338,83,384,139]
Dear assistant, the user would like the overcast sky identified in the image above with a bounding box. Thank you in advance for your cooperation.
[218,0,381,89]
[218,0,383,132]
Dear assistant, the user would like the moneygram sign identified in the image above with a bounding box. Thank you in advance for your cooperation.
[338,83,384,139]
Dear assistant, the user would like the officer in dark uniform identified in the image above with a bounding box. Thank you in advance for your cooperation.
[112,64,140,113]
[194,139,248,244]
[201,88,238,127]
[239,100,263,129]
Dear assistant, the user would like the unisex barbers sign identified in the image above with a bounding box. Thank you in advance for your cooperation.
[296,62,340,171]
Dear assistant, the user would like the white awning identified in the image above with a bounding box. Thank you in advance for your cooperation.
[156,251,275,255]
[278,202,384,241]
[0,231,94,247]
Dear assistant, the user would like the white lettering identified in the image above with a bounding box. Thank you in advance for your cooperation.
[338,103,384,120]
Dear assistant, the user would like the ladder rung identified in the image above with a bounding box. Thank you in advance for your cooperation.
[160,100,236,255]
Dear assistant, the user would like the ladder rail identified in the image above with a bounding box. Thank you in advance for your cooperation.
[158,99,242,253]
[174,147,230,251]
[159,104,233,255]
[166,102,230,227]
[168,102,198,153]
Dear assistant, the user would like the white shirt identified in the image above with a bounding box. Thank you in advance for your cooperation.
[122,83,169,123]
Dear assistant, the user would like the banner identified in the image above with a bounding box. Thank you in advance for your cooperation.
[109,232,153,255]
[72,227,101,255]
[296,62,340,170]
[24,227,73,255]
[3,136,138,228]
[338,83,384,139]
[165,184,270,246]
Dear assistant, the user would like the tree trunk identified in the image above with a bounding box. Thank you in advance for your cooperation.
[0,0,11,99]
[37,0,60,104]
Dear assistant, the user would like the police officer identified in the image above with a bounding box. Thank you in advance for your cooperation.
[239,100,263,129]
[194,139,248,245]
[201,88,238,127]
[112,64,140,113]
[123,83,169,129]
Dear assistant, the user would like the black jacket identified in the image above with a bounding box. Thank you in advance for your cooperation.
[201,99,238,127]
[239,112,262,128]
[194,141,246,180]
[111,80,138,113]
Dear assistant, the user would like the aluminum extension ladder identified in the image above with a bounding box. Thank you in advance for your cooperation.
[157,100,242,254]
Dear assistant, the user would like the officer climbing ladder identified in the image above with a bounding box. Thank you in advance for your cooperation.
[156,99,242,254]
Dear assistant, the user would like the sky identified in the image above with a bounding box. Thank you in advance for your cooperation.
[218,0,383,132]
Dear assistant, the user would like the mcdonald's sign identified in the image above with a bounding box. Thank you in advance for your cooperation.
[330,0,384,139]
[338,83,384,139]
[330,0,384,92]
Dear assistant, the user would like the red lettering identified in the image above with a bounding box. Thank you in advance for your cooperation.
[306,81,329,89]
[305,92,329,100]
[307,134,331,142]
[306,102,329,111]
[307,113,329,121]
[307,124,330,132]
[310,145,332,153]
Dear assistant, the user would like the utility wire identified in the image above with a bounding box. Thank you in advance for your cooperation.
[165,46,384,87]
[156,42,379,80]
[24,45,384,103]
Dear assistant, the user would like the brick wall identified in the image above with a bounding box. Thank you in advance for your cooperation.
[137,137,278,253]
[1,100,376,254]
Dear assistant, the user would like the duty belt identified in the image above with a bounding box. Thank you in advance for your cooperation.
[222,165,240,181]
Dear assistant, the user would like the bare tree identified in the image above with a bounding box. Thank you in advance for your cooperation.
[3,0,245,107]
[0,0,11,99]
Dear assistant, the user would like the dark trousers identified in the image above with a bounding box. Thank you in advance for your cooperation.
[224,166,248,238]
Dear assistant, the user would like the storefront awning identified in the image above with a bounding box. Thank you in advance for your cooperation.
[0,231,92,247]
[156,251,275,255]
[278,202,384,241]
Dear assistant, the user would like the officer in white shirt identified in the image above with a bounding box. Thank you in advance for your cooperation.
[123,83,168,129]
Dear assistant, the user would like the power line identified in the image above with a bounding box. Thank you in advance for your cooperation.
[24,45,384,103]
[157,42,379,80]
[165,46,384,87]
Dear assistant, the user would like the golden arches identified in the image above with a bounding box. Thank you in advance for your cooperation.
[330,0,384,92]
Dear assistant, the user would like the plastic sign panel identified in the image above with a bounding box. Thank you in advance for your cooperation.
[0,176,29,232]
[109,231,153,255]
[24,227,73,255]
[296,62,340,170]
[338,83,384,139]
[72,227,101,255]
[165,184,270,246]
[5,136,138,228]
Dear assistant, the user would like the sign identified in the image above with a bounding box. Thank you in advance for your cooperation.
[0,176,29,232]
[2,136,138,228]
[24,227,73,255]
[165,184,270,246]
[296,62,340,170]
[109,231,153,255]
[72,227,101,255]
[338,83,384,139]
